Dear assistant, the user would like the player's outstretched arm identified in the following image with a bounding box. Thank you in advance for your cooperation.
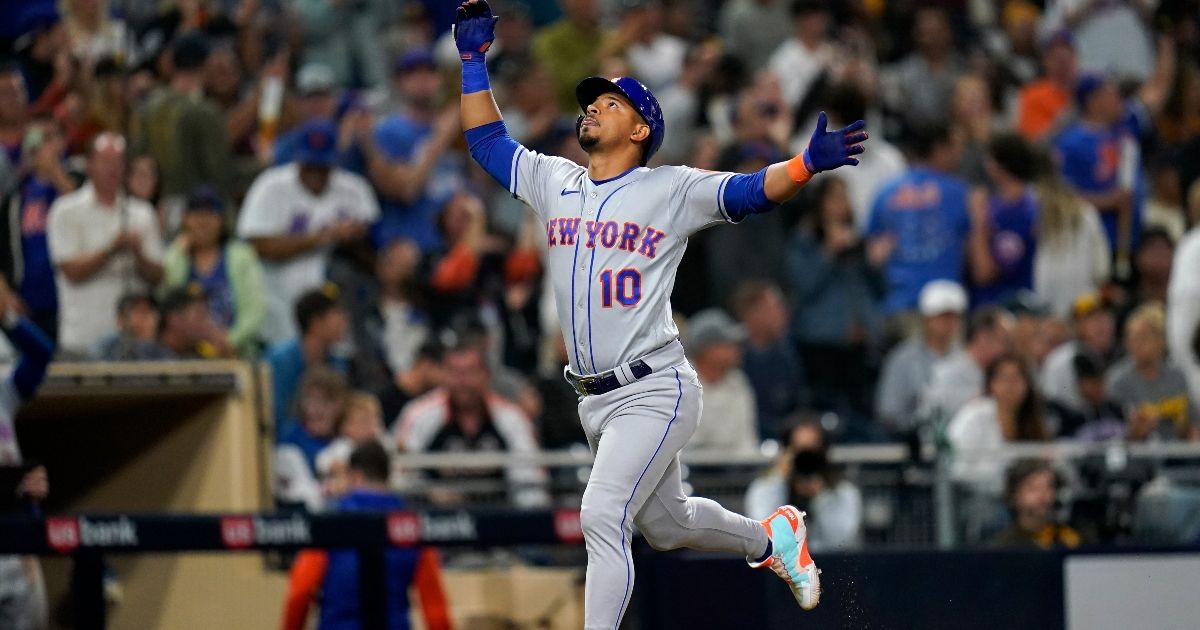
[456,0,502,131]
[762,112,867,203]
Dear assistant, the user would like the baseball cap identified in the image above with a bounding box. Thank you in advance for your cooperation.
[171,31,211,71]
[185,184,224,214]
[297,62,336,95]
[685,308,747,353]
[1071,292,1110,320]
[295,119,338,168]
[1075,73,1106,109]
[393,48,436,75]
[918,280,967,316]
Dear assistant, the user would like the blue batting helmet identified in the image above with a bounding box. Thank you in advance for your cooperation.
[575,76,665,166]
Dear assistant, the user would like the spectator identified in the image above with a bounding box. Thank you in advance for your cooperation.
[876,280,967,436]
[821,83,907,230]
[94,292,171,361]
[598,0,687,93]
[1042,0,1156,82]
[315,391,396,496]
[744,418,863,551]
[1005,292,1057,373]
[0,114,76,341]
[266,286,351,430]
[921,306,1016,422]
[732,280,806,442]
[717,0,793,73]
[990,459,1081,549]
[886,7,964,133]
[1016,29,1078,142]
[786,177,888,440]
[156,285,226,359]
[1040,293,1118,413]
[1054,74,1140,276]
[282,442,452,630]
[0,63,28,195]
[162,186,266,358]
[364,49,464,253]
[767,0,834,111]
[1156,61,1200,145]
[1120,228,1175,314]
[0,300,55,630]
[274,366,349,512]
[1032,148,1111,318]
[273,62,361,171]
[132,31,233,212]
[1143,155,1186,242]
[48,132,164,357]
[355,238,430,395]
[62,0,126,64]
[1106,303,1196,440]
[392,341,549,508]
[10,5,68,110]
[949,74,998,186]
[867,123,973,317]
[292,0,387,89]
[236,119,379,344]
[532,0,608,113]
[1050,350,1126,441]
[969,133,1040,307]
[684,309,760,453]
[1168,222,1200,408]
[379,341,444,431]
[947,354,1049,489]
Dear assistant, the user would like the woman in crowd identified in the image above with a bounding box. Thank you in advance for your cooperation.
[786,176,890,441]
[948,354,1049,490]
[161,185,265,357]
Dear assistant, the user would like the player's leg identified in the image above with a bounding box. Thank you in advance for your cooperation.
[633,453,767,556]
[577,366,702,630]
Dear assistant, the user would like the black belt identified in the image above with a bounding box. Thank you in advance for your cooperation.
[565,359,653,396]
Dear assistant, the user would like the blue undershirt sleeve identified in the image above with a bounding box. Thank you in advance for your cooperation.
[464,120,521,192]
[721,167,776,222]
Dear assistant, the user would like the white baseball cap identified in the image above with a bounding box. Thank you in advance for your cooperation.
[918,280,967,316]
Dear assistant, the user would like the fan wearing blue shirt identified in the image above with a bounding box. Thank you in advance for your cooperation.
[970,133,1040,307]
[867,124,975,315]
[1054,74,1147,276]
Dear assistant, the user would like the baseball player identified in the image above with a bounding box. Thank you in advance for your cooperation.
[454,1,866,626]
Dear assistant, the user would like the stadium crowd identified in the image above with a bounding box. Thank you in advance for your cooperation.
[1,0,1200,559]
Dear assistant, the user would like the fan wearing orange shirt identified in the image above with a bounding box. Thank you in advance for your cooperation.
[1016,29,1078,142]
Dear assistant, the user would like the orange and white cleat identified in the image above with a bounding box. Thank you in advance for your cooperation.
[748,505,821,610]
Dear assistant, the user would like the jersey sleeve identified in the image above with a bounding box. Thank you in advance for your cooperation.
[465,120,582,223]
[666,166,737,235]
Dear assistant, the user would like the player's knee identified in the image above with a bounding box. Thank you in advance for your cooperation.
[579,501,623,541]
[638,518,690,551]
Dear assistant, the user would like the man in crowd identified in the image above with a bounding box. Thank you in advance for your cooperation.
[1016,30,1078,142]
[686,309,760,453]
[733,280,805,442]
[1107,303,1197,441]
[156,286,223,359]
[393,341,548,508]
[48,132,163,356]
[94,292,170,361]
[990,459,1081,549]
[237,119,378,344]
[876,280,967,436]
[1041,293,1118,414]
[920,305,1015,421]
[266,286,350,429]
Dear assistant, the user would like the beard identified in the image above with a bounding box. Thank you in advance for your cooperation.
[578,129,600,152]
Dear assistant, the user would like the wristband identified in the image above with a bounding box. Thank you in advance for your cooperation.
[787,150,814,185]
[461,56,490,95]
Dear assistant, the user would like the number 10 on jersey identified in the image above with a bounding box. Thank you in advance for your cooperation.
[598,268,641,307]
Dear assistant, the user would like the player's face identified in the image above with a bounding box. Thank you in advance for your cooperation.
[578,92,649,157]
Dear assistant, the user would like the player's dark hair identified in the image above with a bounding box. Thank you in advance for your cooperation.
[908,123,954,161]
[965,305,1008,343]
[349,441,391,484]
[295,285,341,335]
[987,133,1038,183]
[985,354,1047,441]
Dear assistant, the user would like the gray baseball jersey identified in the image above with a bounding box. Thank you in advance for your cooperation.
[506,151,737,375]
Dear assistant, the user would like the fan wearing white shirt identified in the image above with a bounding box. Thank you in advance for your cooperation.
[768,0,835,112]
[237,119,380,344]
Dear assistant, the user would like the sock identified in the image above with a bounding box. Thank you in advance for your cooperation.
[753,538,773,564]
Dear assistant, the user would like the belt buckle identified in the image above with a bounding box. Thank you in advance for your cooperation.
[577,375,597,396]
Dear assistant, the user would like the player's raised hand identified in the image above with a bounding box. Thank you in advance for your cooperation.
[453,0,498,60]
[803,111,867,172]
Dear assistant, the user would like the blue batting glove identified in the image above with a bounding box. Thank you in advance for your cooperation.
[453,0,498,61]
[803,111,868,173]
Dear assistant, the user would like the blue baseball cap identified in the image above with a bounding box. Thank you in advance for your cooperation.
[1074,73,1107,109]
[393,48,436,75]
[185,184,224,213]
[295,119,338,167]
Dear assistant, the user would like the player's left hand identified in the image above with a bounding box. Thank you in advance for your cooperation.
[804,111,867,173]
[453,0,498,60]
